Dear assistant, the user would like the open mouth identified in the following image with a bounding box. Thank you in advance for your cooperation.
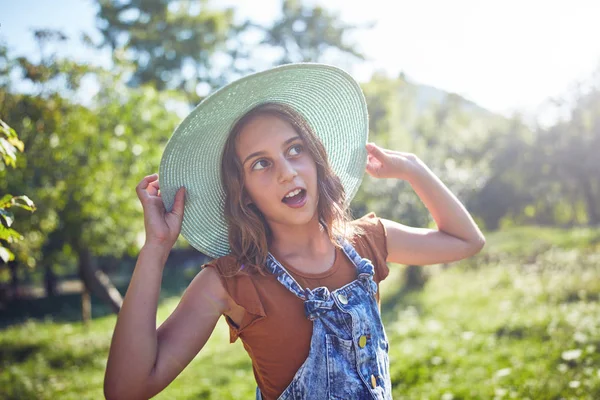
[282,188,307,207]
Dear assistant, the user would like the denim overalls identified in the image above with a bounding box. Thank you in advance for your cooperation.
[256,240,392,400]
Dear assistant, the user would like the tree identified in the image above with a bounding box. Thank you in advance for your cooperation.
[94,0,371,104]
[472,68,600,229]
[0,32,182,322]
[258,0,369,66]
[354,72,511,288]
[95,0,237,102]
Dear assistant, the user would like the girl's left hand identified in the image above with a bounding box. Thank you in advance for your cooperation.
[365,142,424,181]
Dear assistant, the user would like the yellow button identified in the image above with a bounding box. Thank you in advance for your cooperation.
[359,335,367,348]
[371,374,377,388]
[337,293,348,305]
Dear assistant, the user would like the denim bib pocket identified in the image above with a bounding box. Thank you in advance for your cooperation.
[326,333,368,399]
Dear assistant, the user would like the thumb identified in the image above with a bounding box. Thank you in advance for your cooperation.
[366,142,386,159]
[171,186,186,219]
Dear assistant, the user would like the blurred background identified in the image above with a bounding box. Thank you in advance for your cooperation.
[1,0,599,399]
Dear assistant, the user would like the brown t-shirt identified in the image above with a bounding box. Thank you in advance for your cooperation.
[203,213,389,400]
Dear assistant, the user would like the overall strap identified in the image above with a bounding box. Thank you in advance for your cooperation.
[265,252,337,320]
[339,239,378,295]
[265,253,308,301]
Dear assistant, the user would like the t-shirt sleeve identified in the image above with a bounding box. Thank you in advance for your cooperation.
[351,212,389,283]
[201,259,266,343]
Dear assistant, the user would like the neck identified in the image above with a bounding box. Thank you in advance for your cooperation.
[268,214,332,259]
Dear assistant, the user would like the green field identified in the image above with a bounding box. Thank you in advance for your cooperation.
[2,226,600,399]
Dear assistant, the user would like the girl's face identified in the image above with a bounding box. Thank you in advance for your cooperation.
[235,114,319,228]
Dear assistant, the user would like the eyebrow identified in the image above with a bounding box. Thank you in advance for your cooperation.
[242,136,302,166]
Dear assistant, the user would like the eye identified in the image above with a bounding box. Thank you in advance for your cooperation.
[288,144,303,156]
[251,159,271,171]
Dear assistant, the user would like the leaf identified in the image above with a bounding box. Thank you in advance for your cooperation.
[0,194,13,207]
[0,137,18,167]
[0,224,23,242]
[7,136,24,152]
[0,245,15,263]
[0,209,14,227]
[0,119,17,138]
[10,195,36,212]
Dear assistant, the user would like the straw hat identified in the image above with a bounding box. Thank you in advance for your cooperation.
[159,63,368,258]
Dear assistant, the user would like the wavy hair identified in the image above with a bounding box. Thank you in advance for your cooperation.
[220,103,359,276]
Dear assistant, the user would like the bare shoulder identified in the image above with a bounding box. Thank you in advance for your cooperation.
[183,264,233,315]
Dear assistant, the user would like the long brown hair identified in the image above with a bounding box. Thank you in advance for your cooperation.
[220,102,358,275]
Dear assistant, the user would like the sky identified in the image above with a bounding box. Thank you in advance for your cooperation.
[2,0,600,125]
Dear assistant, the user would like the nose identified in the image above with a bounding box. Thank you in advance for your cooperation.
[277,158,298,183]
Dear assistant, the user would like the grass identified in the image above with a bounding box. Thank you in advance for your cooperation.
[1,225,600,399]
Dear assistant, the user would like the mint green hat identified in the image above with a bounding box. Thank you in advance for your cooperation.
[159,63,368,259]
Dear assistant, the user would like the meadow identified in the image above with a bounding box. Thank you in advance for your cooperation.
[1,226,599,399]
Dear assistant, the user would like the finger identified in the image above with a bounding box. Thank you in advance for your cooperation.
[148,180,160,197]
[382,149,412,157]
[365,156,381,173]
[366,142,387,159]
[170,186,186,219]
[136,174,158,189]
[136,174,155,199]
[136,174,160,201]
[365,163,380,178]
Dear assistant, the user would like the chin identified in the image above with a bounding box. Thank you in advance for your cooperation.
[277,203,319,226]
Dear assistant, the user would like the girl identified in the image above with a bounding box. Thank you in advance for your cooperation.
[104,64,485,400]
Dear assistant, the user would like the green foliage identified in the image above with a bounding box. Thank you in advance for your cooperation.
[94,0,371,104]
[95,0,236,97]
[385,249,600,399]
[0,119,36,263]
[260,0,369,65]
[2,226,600,399]
[0,48,182,275]
[353,67,600,231]
[0,119,24,168]
[353,72,509,227]
[472,72,600,230]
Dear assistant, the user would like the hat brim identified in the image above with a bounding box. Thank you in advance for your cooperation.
[159,63,368,259]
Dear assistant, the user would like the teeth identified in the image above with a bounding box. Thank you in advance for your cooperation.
[285,189,302,198]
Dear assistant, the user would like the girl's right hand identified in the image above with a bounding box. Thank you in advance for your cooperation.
[136,173,186,250]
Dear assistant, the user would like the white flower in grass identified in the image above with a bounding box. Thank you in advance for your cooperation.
[441,393,454,400]
[557,364,568,373]
[461,331,475,340]
[430,356,443,365]
[561,349,582,361]
[569,380,581,388]
[426,319,442,332]
[495,368,511,377]
[573,332,587,343]
[586,345,596,353]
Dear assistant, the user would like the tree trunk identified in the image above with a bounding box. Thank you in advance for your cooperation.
[44,263,58,297]
[404,265,426,290]
[81,287,91,329]
[8,260,19,300]
[580,177,600,226]
[77,246,123,324]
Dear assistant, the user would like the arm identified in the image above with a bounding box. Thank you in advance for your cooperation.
[104,175,231,400]
[104,247,229,400]
[365,143,485,266]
